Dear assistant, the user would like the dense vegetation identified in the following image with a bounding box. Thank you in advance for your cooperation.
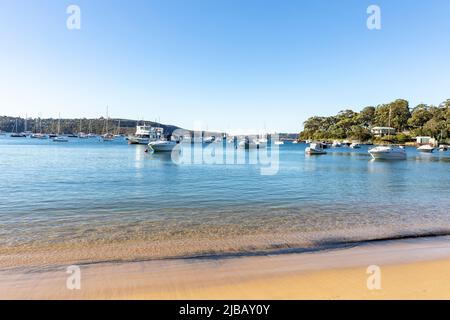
[299,99,450,143]
[0,117,180,135]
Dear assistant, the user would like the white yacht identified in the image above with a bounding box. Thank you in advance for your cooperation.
[78,132,88,139]
[203,136,216,144]
[274,140,284,145]
[417,145,435,153]
[238,138,256,149]
[305,142,327,155]
[148,139,178,152]
[238,137,267,149]
[350,143,361,149]
[53,136,68,142]
[368,146,406,160]
[31,133,47,139]
[128,124,163,145]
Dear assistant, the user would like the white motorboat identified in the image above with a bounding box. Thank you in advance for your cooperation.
[417,145,435,153]
[78,132,89,139]
[350,143,361,149]
[148,139,178,152]
[439,145,448,152]
[203,136,216,144]
[274,140,284,145]
[238,137,266,149]
[305,143,327,155]
[238,138,256,149]
[292,140,298,144]
[31,133,47,139]
[332,140,342,147]
[53,136,68,142]
[368,146,406,160]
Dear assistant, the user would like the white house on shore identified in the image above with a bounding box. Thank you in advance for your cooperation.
[416,136,436,146]
[371,126,396,137]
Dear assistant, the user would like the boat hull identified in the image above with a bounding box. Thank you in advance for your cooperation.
[305,147,327,155]
[369,151,406,160]
[128,137,149,145]
[148,141,177,152]
[417,148,434,153]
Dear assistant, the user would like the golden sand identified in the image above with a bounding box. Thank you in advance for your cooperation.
[1,237,450,299]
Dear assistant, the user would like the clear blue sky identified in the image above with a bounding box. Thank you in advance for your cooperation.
[0,0,449,132]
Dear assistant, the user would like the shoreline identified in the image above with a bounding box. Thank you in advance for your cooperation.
[3,228,450,273]
[2,235,450,299]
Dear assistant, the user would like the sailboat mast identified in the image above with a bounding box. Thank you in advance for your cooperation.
[58,113,61,135]
[105,106,109,134]
[388,106,391,141]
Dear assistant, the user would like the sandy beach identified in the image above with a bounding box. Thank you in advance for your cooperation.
[2,236,450,299]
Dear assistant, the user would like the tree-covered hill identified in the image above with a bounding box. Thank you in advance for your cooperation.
[0,117,180,136]
[300,99,450,143]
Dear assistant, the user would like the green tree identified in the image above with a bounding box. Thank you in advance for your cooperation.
[408,105,432,132]
[374,99,411,132]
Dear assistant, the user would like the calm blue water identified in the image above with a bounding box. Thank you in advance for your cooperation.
[1,136,449,265]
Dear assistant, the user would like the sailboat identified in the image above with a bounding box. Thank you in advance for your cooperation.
[368,106,405,160]
[10,118,26,137]
[87,120,96,138]
[31,118,47,139]
[114,119,122,138]
[102,106,114,141]
[53,114,68,142]
[78,119,88,138]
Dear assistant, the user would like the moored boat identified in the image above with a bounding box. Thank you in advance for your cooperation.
[52,113,68,142]
[148,139,178,152]
[102,133,115,141]
[305,142,327,155]
[31,133,47,139]
[10,119,26,137]
[53,136,68,142]
[417,145,435,153]
[238,137,267,149]
[128,123,163,145]
[368,146,406,160]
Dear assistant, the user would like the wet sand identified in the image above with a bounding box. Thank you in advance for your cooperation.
[2,236,450,299]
